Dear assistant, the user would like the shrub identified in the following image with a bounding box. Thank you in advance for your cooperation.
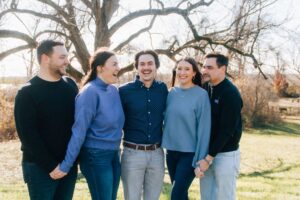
[0,87,18,141]
[235,75,281,128]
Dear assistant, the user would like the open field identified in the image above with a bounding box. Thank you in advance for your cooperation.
[0,121,299,200]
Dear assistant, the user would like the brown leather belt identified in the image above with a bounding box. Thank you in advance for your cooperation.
[123,141,161,151]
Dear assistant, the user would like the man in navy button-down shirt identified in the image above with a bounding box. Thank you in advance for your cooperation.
[119,50,168,200]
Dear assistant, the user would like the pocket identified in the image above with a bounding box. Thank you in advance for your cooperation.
[80,148,115,165]
[234,153,240,176]
[153,148,165,165]
[157,148,165,162]
[121,148,142,164]
[158,147,164,156]
[122,147,136,155]
[22,162,48,184]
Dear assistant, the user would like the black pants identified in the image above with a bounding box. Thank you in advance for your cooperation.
[166,150,196,200]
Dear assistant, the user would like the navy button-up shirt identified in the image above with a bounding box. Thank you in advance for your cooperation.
[119,79,168,144]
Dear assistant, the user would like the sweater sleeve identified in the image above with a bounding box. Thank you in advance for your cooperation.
[59,86,99,173]
[208,91,242,157]
[14,89,57,173]
[193,91,211,167]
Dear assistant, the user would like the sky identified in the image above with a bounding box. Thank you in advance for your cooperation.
[0,0,300,77]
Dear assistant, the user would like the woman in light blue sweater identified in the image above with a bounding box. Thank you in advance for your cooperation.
[162,57,211,200]
[50,50,125,200]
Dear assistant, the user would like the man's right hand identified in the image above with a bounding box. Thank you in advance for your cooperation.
[197,159,210,172]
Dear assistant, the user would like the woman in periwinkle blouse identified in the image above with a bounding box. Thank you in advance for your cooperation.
[162,57,211,200]
[50,50,125,200]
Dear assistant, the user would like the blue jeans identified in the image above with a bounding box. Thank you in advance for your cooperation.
[22,161,77,200]
[166,150,195,200]
[121,147,165,200]
[200,149,240,200]
[79,148,121,200]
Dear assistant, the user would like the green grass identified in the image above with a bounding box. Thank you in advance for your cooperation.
[247,121,300,135]
[1,122,300,200]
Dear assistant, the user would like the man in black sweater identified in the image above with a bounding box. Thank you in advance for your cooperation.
[14,40,78,200]
[195,53,243,200]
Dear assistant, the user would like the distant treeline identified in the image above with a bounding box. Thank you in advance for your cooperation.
[0,77,29,84]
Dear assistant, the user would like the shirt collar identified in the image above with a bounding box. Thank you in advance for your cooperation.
[134,78,159,89]
[211,78,228,91]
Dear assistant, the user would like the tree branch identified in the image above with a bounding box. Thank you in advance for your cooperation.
[176,0,188,8]
[66,64,84,82]
[109,0,213,37]
[113,16,157,52]
[36,0,69,20]
[34,30,70,39]
[0,30,36,44]
[0,8,69,28]
[0,45,36,61]
[118,63,134,77]
[81,0,93,11]
[153,0,164,9]
[103,0,119,21]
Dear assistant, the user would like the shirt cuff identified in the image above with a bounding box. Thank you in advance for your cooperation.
[59,162,71,173]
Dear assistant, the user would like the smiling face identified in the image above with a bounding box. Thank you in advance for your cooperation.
[97,55,120,84]
[201,57,226,86]
[44,45,69,78]
[176,60,196,88]
[137,54,157,87]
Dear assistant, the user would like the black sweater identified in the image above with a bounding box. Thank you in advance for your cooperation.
[14,76,78,173]
[205,78,243,157]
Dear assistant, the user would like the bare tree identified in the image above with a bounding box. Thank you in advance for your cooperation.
[236,74,280,127]
[0,0,282,81]
[21,48,36,78]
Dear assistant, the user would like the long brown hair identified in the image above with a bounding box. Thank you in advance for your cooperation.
[81,50,115,86]
[171,57,202,87]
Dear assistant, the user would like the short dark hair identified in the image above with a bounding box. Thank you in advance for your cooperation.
[205,53,228,68]
[134,50,160,69]
[37,40,64,64]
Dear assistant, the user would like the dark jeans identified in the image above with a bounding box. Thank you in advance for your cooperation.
[79,148,121,200]
[166,150,196,200]
[22,161,77,200]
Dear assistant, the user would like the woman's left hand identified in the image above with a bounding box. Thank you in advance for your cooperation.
[194,166,204,178]
[49,165,67,180]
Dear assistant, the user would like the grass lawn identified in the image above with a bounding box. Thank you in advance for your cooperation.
[0,122,299,200]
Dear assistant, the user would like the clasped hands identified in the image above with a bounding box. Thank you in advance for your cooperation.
[194,159,210,179]
[49,159,210,180]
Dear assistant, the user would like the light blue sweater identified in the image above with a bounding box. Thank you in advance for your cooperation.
[162,86,211,167]
[60,77,125,173]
